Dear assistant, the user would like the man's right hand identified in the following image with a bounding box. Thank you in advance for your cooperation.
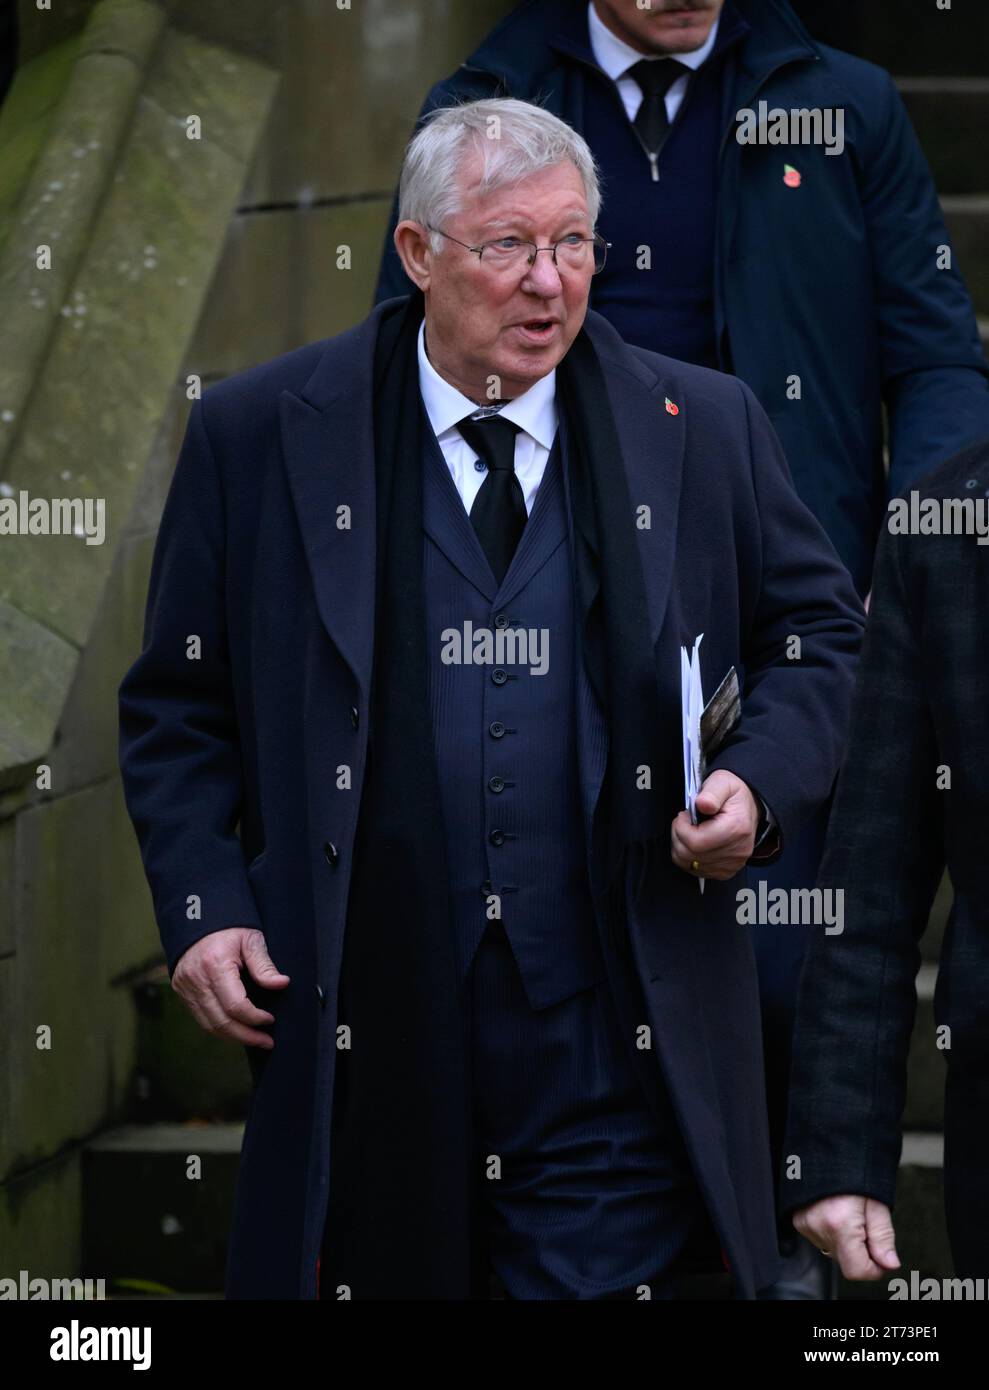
[793,1194,900,1280]
[171,927,290,1049]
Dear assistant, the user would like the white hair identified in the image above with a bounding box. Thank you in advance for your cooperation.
[398,97,602,253]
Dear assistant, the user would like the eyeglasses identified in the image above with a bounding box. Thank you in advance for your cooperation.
[427,225,611,275]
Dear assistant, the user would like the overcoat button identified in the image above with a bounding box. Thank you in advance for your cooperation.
[491,668,508,686]
[489,721,505,738]
[481,878,493,895]
[323,840,339,866]
[488,776,505,793]
[494,613,509,629]
[489,829,505,847]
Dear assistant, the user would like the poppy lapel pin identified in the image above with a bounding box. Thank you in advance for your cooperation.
[665,397,680,416]
[783,163,802,188]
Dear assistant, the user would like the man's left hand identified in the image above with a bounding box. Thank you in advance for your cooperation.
[670,770,759,881]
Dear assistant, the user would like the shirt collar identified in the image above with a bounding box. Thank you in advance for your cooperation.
[417,318,558,450]
[586,0,721,82]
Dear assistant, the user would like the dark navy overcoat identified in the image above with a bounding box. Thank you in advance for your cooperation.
[118,300,864,1299]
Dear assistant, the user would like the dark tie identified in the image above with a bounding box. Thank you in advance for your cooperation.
[628,57,690,156]
[456,413,525,585]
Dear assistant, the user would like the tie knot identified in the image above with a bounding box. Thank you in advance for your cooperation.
[456,414,521,472]
[627,56,689,100]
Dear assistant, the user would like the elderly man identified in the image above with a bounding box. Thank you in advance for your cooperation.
[118,98,863,1301]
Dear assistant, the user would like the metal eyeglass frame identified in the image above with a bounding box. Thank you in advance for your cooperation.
[426,224,611,274]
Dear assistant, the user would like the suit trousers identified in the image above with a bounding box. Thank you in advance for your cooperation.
[469,917,706,1300]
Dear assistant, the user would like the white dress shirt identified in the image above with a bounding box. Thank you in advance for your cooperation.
[417,319,558,517]
[586,1,720,125]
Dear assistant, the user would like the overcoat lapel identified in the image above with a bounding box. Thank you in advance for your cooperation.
[582,310,686,663]
[277,307,389,701]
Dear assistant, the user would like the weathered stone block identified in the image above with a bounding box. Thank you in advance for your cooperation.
[0,1145,82,1280]
[192,198,390,377]
[0,781,159,1180]
[81,1121,242,1292]
[0,600,76,792]
[52,531,155,795]
[132,966,251,1123]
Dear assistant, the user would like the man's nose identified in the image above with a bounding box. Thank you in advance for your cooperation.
[521,248,565,296]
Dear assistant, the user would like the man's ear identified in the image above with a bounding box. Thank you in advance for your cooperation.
[394,221,432,291]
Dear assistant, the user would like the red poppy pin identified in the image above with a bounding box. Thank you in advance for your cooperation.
[783,163,802,188]
[665,397,680,416]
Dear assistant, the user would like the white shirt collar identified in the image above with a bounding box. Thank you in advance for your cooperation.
[417,318,557,450]
[586,0,721,82]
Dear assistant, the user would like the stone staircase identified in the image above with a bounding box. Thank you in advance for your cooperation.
[80,967,247,1299]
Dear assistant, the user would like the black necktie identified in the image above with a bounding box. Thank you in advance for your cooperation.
[628,57,690,155]
[456,414,525,585]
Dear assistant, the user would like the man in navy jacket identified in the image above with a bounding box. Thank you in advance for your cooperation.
[374,1,989,1295]
[119,98,863,1300]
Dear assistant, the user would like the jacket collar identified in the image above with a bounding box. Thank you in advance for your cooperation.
[279,299,685,696]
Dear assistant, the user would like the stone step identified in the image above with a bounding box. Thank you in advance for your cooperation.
[81,1122,242,1296]
[788,1,989,78]
[899,80,989,196]
[131,965,251,1122]
[838,1131,952,1298]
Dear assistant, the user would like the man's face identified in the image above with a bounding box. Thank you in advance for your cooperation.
[403,156,594,400]
[593,0,725,54]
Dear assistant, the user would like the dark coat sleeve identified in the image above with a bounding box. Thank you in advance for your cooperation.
[704,380,866,851]
[855,70,989,497]
[779,522,945,1217]
[117,395,262,978]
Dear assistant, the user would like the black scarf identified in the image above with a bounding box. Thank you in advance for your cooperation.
[320,289,667,1300]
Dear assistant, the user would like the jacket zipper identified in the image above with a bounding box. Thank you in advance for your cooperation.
[635,136,660,182]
